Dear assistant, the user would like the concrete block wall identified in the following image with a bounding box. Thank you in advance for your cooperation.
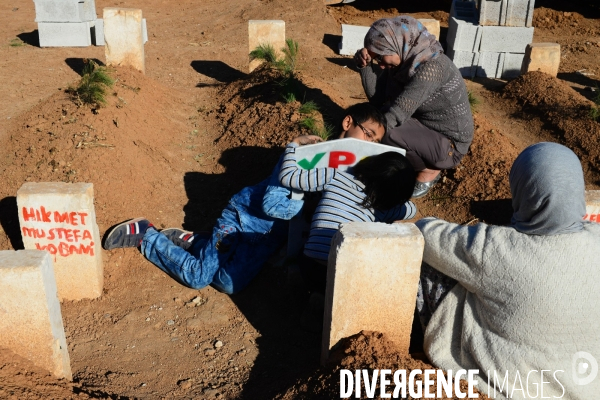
[339,24,369,56]
[447,0,535,79]
[321,222,424,364]
[339,19,442,57]
[33,0,97,23]
[479,0,534,27]
[479,25,533,52]
[451,0,478,23]
[0,250,72,379]
[447,16,482,52]
[17,182,103,301]
[38,21,92,47]
[33,0,97,47]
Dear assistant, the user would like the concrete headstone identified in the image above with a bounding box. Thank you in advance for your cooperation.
[0,250,72,379]
[103,7,145,73]
[248,20,285,72]
[321,222,424,364]
[17,182,103,301]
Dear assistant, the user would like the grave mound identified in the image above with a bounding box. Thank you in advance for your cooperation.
[278,331,491,400]
[0,66,197,248]
[503,71,600,183]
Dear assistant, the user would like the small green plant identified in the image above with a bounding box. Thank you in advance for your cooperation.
[9,38,25,47]
[249,43,277,64]
[590,106,600,121]
[300,116,333,140]
[298,100,319,115]
[69,60,114,107]
[315,123,334,141]
[468,91,480,113]
[282,91,296,103]
[300,116,317,131]
[279,39,299,77]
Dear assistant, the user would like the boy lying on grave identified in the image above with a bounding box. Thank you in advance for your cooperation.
[102,103,414,294]
[277,135,417,294]
[102,152,304,294]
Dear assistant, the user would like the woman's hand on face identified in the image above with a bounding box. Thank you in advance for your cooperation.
[354,48,372,68]
[292,135,323,146]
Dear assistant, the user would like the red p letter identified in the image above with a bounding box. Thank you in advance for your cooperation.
[328,151,356,168]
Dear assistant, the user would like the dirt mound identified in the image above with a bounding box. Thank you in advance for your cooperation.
[503,71,600,183]
[278,331,490,399]
[0,67,204,251]
[0,347,93,399]
[413,112,520,226]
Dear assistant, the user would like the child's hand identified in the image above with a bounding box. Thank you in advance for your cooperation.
[292,135,323,146]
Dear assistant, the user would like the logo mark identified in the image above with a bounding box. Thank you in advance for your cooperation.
[572,352,598,386]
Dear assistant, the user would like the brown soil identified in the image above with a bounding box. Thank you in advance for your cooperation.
[279,331,490,400]
[0,0,599,398]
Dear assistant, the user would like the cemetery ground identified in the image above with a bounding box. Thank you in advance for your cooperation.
[0,0,599,398]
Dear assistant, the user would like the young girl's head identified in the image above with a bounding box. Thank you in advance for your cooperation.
[335,103,387,143]
[351,152,416,210]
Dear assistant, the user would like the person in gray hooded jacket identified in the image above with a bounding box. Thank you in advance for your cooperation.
[415,142,600,399]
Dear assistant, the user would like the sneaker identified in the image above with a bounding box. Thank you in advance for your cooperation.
[412,174,441,199]
[103,218,153,250]
[161,228,209,250]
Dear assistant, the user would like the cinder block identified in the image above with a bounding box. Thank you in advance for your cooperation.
[142,18,147,44]
[38,21,91,47]
[103,8,145,73]
[450,0,478,23]
[448,48,479,78]
[505,0,535,27]
[480,25,534,53]
[92,18,104,45]
[339,24,369,56]
[321,222,424,364]
[248,20,285,72]
[418,19,440,41]
[93,17,146,46]
[502,52,525,79]
[340,20,439,56]
[479,0,507,26]
[34,0,96,22]
[0,250,71,379]
[17,183,103,301]
[521,43,561,77]
[79,0,96,22]
[477,51,505,78]
[447,16,482,52]
[584,190,600,223]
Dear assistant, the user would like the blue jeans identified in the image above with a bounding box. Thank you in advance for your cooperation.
[141,182,295,294]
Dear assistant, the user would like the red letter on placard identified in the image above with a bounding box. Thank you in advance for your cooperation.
[329,151,356,168]
[22,207,36,221]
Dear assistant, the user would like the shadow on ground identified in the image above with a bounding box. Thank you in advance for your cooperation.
[327,0,452,13]
[65,58,105,76]
[535,0,600,18]
[182,146,322,398]
[191,60,247,84]
[17,30,39,47]
[470,198,513,226]
[0,197,24,250]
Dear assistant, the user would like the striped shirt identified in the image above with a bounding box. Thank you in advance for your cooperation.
[279,143,417,261]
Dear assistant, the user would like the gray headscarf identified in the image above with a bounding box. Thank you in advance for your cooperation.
[364,16,443,82]
[510,142,585,235]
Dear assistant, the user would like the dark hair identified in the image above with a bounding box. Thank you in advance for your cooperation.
[332,103,387,139]
[351,152,416,210]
